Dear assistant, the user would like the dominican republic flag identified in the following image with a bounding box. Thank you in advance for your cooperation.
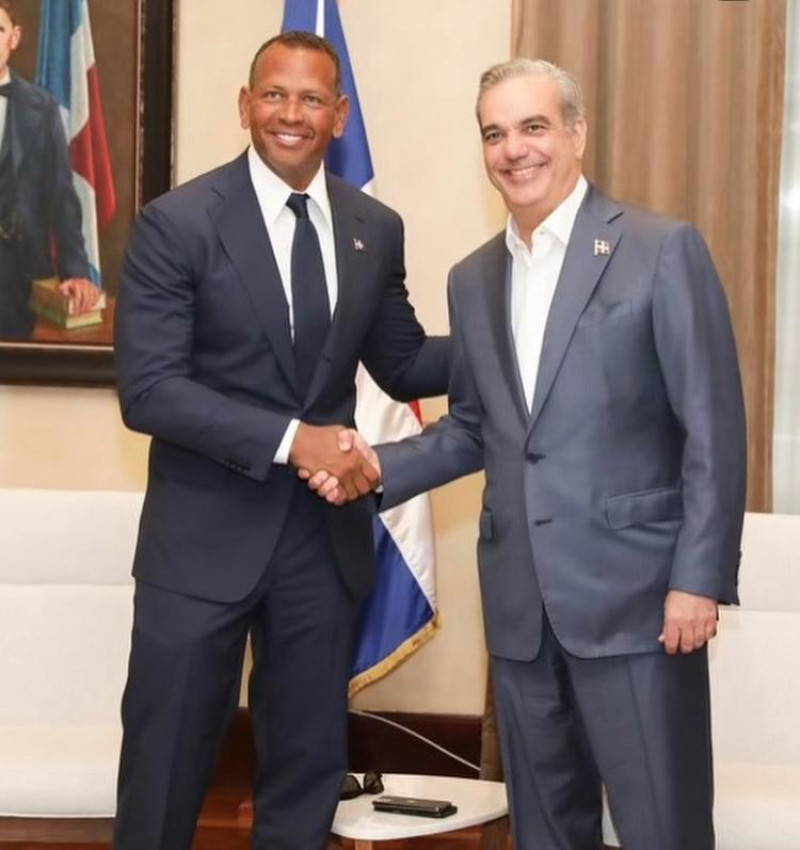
[35,0,116,286]
[282,0,438,696]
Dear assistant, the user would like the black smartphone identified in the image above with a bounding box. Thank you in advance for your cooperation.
[372,794,458,818]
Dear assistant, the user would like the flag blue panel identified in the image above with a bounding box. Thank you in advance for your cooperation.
[352,523,434,677]
[35,0,80,108]
[322,1,374,187]
[281,0,436,692]
[280,0,317,34]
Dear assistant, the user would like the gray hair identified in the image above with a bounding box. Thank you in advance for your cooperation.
[476,58,585,129]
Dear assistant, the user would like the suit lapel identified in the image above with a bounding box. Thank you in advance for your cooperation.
[303,177,366,408]
[527,186,623,432]
[8,73,39,174]
[480,235,530,429]
[210,154,297,394]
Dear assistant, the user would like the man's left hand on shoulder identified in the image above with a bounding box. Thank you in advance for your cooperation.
[658,589,719,655]
[58,278,102,314]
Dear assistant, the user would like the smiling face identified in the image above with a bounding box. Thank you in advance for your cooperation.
[478,73,586,241]
[238,42,349,191]
[0,8,22,80]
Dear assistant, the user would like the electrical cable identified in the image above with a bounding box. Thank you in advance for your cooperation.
[348,708,481,773]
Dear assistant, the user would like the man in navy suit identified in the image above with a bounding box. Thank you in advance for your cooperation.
[112,31,448,850]
[317,58,746,850]
[0,0,98,338]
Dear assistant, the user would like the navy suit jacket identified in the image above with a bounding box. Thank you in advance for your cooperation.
[115,152,448,603]
[379,185,746,661]
[4,71,88,280]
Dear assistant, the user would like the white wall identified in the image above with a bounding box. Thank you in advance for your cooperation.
[0,0,510,715]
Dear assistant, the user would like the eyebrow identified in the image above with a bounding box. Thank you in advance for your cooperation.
[519,114,552,127]
[480,113,553,135]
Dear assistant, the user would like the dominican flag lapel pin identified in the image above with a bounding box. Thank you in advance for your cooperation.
[593,239,610,256]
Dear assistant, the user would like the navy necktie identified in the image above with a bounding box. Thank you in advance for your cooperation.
[286,192,331,397]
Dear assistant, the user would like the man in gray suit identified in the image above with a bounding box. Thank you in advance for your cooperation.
[313,58,746,850]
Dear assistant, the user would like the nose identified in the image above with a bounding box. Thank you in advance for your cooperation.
[280,95,302,123]
[502,131,527,161]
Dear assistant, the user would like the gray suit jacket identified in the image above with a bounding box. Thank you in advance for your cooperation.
[378,185,746,661]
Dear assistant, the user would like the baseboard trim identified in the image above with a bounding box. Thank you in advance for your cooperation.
[0,816,114,842]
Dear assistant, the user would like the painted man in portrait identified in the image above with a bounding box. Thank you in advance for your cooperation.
[0,0,99,339]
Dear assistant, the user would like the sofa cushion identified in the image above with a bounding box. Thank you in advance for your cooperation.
[0,585,133,723]
[715,762,800,850]
[0,724,120,817]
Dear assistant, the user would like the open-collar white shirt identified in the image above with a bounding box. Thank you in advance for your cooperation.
[246,146,339,463]
[506,174,588,411]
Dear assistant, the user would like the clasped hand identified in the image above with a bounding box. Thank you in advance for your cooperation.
[290,424,380,504]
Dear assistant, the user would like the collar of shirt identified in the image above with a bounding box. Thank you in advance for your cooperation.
[505,174,588,260]
[0,71,10,144]
[245,144,339,342]
[246,145,333,232]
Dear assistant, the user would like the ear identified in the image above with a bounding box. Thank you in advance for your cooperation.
[332,94,350,140]
[238,86,251,130]
[10,24,22,53]
[572,117,588,160]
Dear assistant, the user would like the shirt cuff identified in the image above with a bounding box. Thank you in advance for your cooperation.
[274,418,301,465]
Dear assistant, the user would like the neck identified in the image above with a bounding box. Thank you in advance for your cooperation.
[511,173,583,248]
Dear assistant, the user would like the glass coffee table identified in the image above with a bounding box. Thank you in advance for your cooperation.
[330,773,508,849]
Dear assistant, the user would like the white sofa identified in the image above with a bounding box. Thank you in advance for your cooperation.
[604,511,800,848]
[1,491,798,846]
[0,489,142,839]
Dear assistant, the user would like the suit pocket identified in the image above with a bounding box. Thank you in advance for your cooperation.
[604,485,683,529]
[479,508,494,541]
[576,295,649,328]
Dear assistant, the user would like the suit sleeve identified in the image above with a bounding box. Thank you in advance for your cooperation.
[114,203,292,482]
[43,94,90,280]
[652,224,746,604]
[359,212,450,401]
[378,273,484,509]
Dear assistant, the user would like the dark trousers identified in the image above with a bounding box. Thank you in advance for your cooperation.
[113,485,358,850]
[0,241,33,339]
[492,613,714,850]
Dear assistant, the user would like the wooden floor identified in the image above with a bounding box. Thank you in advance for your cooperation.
[0,786,506,849]
[0,828,495,849]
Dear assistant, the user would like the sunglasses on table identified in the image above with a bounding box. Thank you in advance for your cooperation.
[340,769,384,800]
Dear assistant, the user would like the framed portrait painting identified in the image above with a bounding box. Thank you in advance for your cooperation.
[0,0,174,385]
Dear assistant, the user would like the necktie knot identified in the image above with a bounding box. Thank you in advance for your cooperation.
[286,192,310,220]
[0,82,11,98]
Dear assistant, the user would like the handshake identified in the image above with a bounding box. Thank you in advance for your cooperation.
[289,423,381,506]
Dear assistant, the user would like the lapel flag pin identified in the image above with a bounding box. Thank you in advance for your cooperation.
[353,237,366,252]
[593,239,610,256]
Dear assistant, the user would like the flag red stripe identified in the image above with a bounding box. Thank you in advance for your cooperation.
[67,64,116,228]
[86,64,116,226]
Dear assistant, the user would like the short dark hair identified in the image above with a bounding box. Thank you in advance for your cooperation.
[0,0,17,25]
[248,31,341,94]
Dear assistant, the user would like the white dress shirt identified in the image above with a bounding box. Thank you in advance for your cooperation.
[0,70,11,150]
[246,146,339,463]
[507,175,588,411]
